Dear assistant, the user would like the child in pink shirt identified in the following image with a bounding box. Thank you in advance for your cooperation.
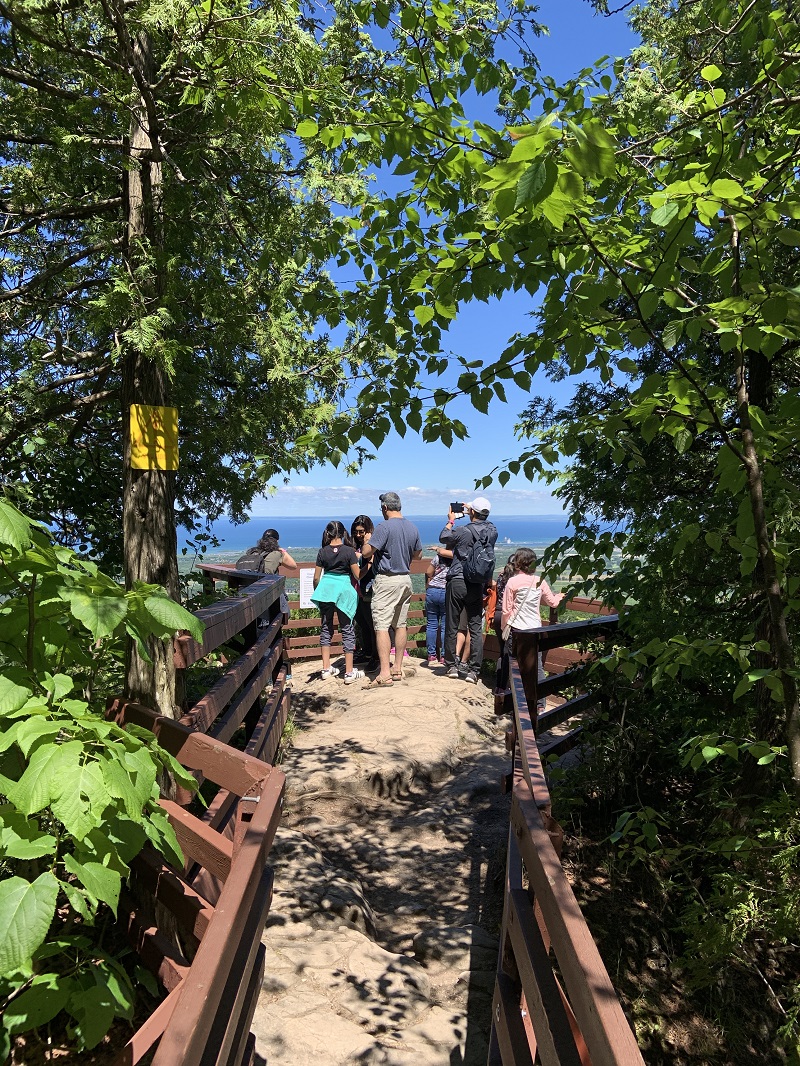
[501,547,563,685]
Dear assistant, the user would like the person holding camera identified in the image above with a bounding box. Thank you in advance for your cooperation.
[439,497,498,684]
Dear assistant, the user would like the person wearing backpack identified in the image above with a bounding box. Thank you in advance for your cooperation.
[439,497,497,684]
[235,531,283,575]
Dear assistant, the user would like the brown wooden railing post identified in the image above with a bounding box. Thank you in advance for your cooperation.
[513,630,541,730]
[490,603,643,1065]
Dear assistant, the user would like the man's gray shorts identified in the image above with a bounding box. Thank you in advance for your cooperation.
[371,574,413,631]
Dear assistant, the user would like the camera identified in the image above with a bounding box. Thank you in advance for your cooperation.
[450,502,466,519]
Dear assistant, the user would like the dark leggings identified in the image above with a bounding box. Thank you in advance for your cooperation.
[355,596,376,659]
[319,604,356,653]
[493,616,509,690]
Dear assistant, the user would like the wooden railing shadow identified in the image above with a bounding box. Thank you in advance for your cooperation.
[107,573,290,1065]
[489,611,646,1065]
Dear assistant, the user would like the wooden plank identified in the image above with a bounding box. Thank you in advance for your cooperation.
[110,701,273,797]
[566,597,615,616]
[246,679,289,765]
[174,575,284,668]
[239,1033,257,1066]
[121,891,191,992]
[115,983,183,1065]
[506,889,583,1066]
[182,617,282,733]
[537,694,592,734]
[131,847,216,942]
[510,782,644,1065]
[210,643,281,746]
[283,604,425,632]
[538,666,584,700]
[535,615,618,651]
[160,799,234,881]
[539,727,584,761]
[203,873,273,1066]
[224,945,266,1066]
[509,661,551,810]
[542,647,587,674]
[151,770,285,1066]
[491,971,536,1066]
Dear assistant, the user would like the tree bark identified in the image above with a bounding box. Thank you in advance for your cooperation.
[735,349,800,790]
[122,27,179,717]
[729,217,799,788]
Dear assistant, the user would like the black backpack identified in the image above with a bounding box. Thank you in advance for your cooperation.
[235,549,266,572]
[461,524,496,585]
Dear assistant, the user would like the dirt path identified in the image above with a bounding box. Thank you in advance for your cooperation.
[251,658,511,1065]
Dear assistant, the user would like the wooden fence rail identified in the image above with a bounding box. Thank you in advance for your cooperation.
[196,562,614,665]
[108,573,290,1066]
[197,559,434,661]
[489,613,645,1065]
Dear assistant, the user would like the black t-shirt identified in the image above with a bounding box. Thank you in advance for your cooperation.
[316,544,357,575]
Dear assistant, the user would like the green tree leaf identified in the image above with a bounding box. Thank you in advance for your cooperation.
[0,500,32,553]
[3,974,73,1034]
[143,593,203,641]
[62,855,121,912]
[0,873,59,972]
[63,590,127,640]
[67,983,116,1050]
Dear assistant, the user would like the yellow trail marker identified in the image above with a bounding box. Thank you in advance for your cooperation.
[129,404,179,470]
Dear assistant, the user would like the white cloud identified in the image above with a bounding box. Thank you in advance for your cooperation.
[249,482,562,517]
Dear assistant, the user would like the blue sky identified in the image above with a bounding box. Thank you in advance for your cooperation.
[251,0,639,519]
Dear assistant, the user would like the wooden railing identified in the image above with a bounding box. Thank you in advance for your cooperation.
[198,560,432,661]
[108,573,289,1066]
[489,611,646,1065]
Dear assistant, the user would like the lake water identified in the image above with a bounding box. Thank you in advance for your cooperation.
[181,514,574,556]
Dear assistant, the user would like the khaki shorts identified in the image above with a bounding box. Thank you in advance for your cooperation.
[371,574,413,631]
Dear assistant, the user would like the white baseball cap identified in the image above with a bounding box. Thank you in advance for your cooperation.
[467,497,491,515]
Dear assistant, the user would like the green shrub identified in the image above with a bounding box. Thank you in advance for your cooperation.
[0,500,202,1057]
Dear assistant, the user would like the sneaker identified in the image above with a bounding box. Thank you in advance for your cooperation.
[464,671,478,684]
[321,667,339,680]
[427,656,438,667]
[438,657,446,665]
[446,665,460,679]
[344,669,365,685]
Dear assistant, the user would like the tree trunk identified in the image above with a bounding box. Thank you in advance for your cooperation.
[122,27,179,717]
[735,349,800,791]
[729,218,799,789]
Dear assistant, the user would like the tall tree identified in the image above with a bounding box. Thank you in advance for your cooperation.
[1,0,375,710]
[322,0,800,787]
[1,0,542,712]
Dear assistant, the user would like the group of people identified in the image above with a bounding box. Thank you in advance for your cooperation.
[237,491,563,690]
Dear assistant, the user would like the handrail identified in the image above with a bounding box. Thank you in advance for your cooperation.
[197,561,433,662]
[108,701,285,1066]
[489,615,644,1065]
[108,575,291,1065]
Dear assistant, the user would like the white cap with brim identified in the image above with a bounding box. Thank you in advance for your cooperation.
[467,497,491,514]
